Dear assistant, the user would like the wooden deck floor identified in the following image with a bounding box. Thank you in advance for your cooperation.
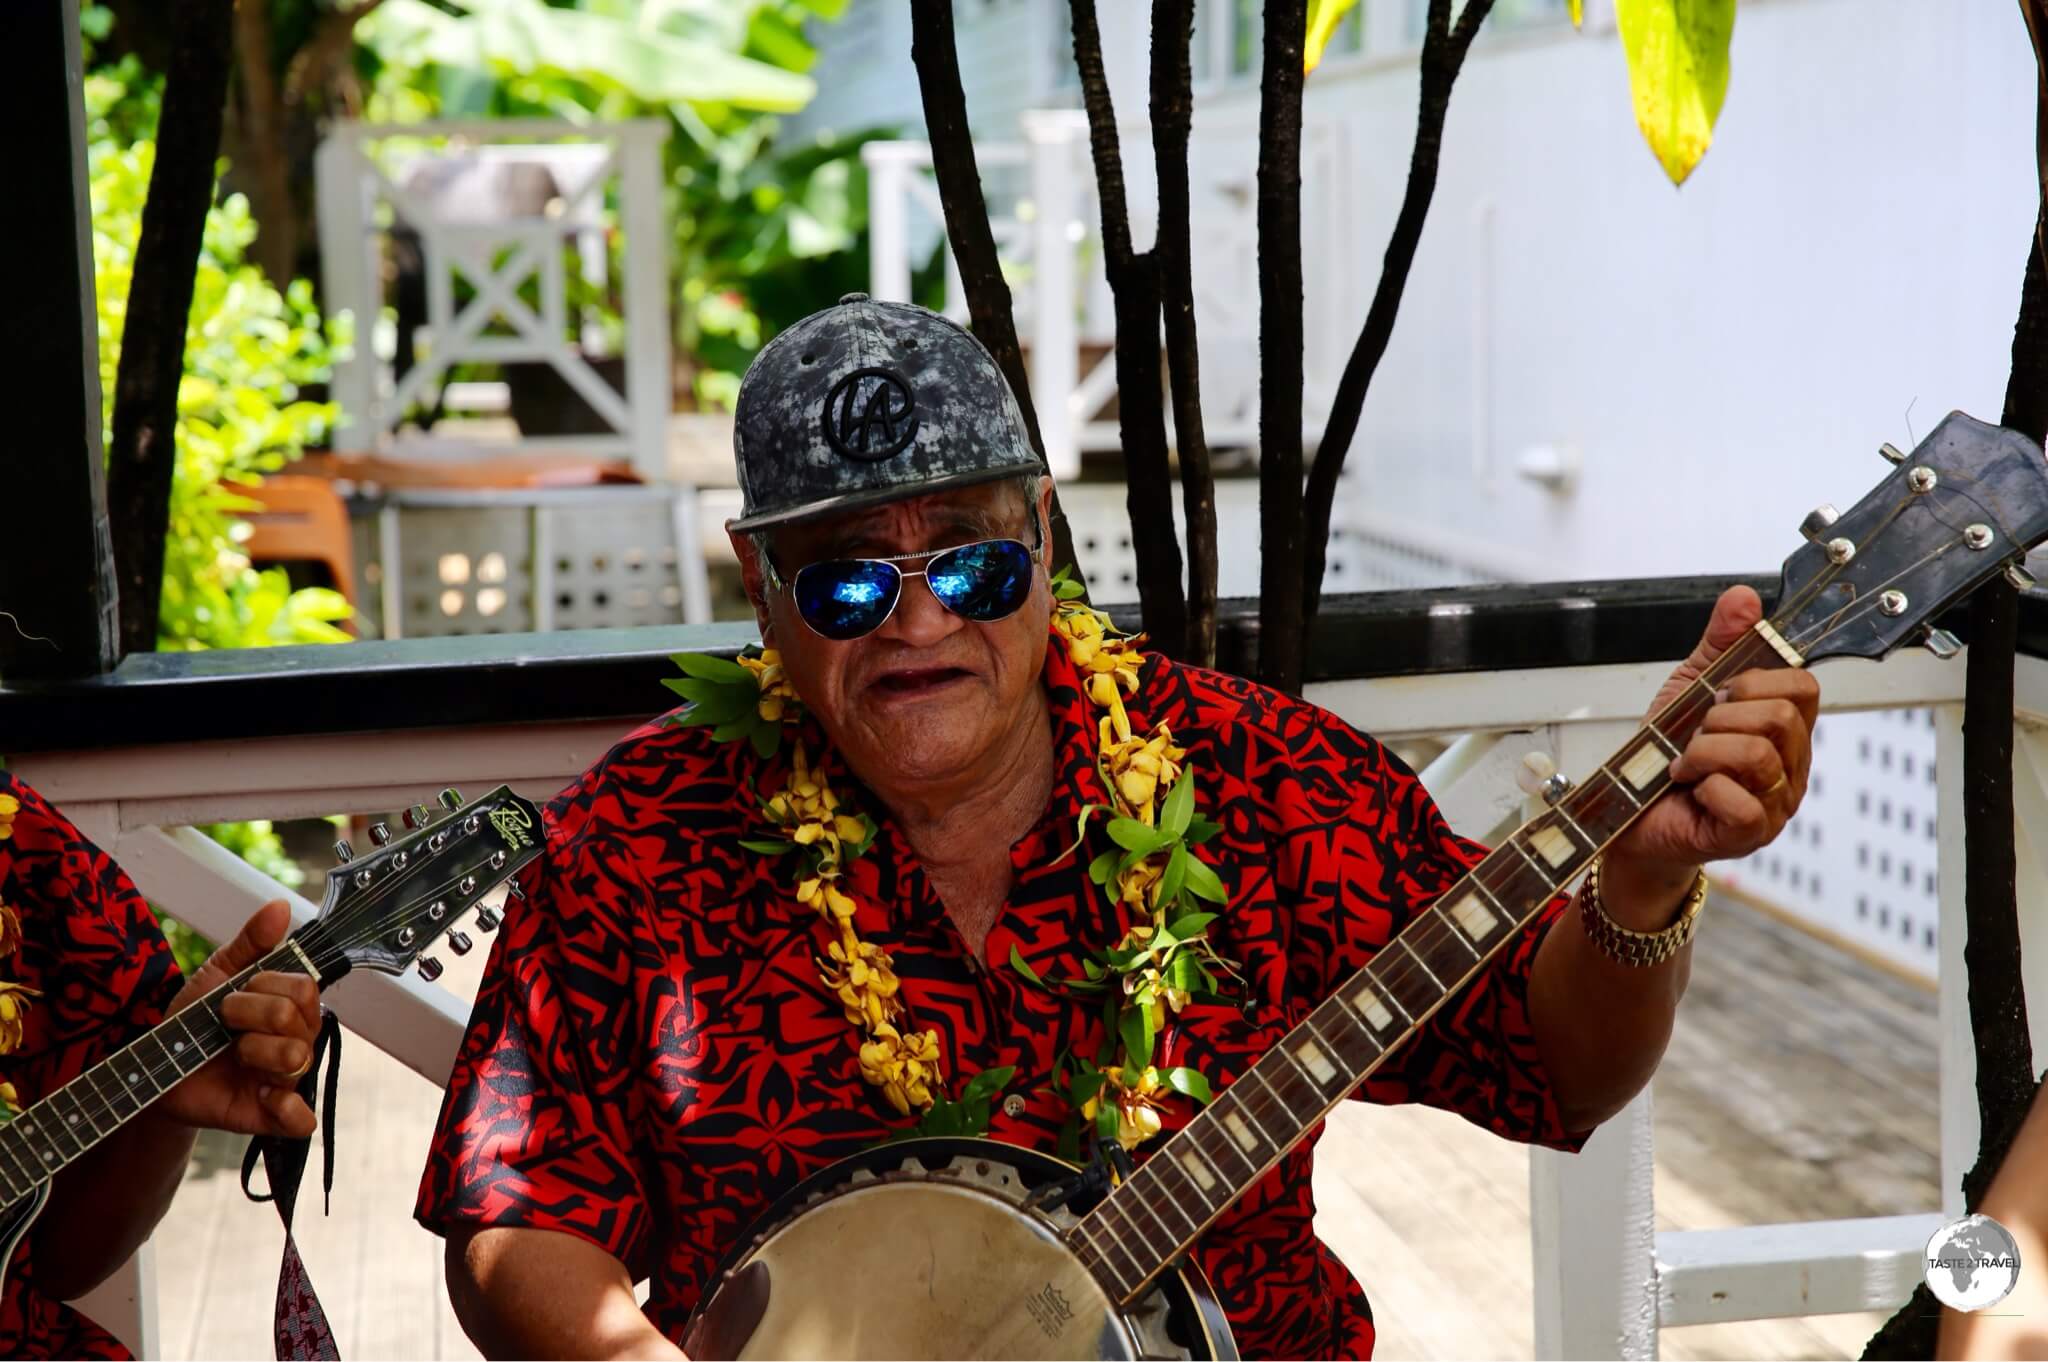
[148,892,1938,1360]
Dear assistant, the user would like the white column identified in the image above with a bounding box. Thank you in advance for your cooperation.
[314,129,376,453]
[618,121,674,485]
[1022,110,1084,481]
[1531,1093,1659,1360]
[864,146,914,303]
[1528,714,1659,1360]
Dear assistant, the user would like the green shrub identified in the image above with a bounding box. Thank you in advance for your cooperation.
[82,33,353,957]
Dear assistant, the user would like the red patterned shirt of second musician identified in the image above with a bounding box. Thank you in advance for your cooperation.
[417,637,1590,1359]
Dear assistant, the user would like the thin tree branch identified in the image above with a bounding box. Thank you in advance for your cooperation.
[106,0,236,656]
[907,0,1085,591]
[230,0,296,284]
[1864,5,2048,1354]
[1151,0,1217,665]
[1069,0,1186,656]
[1258,0,1308,692]
[1299,0,1497,622]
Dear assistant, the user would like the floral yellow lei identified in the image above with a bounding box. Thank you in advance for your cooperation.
[665,572,1233,1150]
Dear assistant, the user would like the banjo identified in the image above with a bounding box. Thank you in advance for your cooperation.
[682,412,2048,1361]
[0,785,542,1292]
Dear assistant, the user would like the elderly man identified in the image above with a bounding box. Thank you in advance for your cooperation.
[419,295,1819,1359]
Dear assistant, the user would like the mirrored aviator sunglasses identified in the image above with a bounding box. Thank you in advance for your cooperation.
[785,537,1040,641]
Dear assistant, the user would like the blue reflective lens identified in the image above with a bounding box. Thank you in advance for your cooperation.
[927,539,1034,621]
[793,558,901,640]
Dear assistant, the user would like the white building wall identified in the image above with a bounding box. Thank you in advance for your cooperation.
[803,0,2038,980]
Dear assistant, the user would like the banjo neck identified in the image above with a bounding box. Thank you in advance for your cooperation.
[1063,625,1799,1305]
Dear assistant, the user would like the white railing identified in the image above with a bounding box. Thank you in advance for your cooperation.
[862,111,1351,480]
[315,120,674,483]
[21,645,2046,1358]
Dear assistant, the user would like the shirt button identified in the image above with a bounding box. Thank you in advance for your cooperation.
[1002,1094,1027,1118]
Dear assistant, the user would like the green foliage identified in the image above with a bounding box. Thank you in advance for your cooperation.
[85,64,353,652]
[354,0,888,408]
[81,20,349,927]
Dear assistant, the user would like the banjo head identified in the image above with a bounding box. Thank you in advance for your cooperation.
[684,1137,1233,1362]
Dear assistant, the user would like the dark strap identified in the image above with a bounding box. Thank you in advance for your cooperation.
[240,1009,343,1361]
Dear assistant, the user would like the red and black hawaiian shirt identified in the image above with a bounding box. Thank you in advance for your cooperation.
[417,636,1586,1359]
[0,773,184,1360]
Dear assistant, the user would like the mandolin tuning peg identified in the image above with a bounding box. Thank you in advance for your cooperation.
[333,838,354,863]
[417,957,444,982]
[506,880,527,901]
[1800,504,1840,542]
[448,931,474,956]
[439,788,464,811]
[2007,563,2038,592]
[1923,628,1963,660]
[1880,442,1908,465]
[474,908,502,933]
[368,822,391,846]
[403,803,432,831]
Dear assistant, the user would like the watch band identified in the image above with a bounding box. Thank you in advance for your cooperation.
[1579,857,1708,967]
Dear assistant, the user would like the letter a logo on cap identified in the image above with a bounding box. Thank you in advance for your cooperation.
[822,367,919,462]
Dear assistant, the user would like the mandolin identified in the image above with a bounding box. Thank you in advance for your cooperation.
[0,784,543,1293]
[681,411,2048,1360]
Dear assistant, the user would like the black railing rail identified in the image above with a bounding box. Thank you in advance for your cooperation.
[4,573,2013,755]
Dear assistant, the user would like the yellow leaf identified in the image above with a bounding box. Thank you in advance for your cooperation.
[1568,0,1584,26]
[1614,0,1735,186]
[1303,0,1362,74]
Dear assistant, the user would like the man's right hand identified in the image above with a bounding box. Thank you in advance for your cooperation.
[447,1223,683,1360]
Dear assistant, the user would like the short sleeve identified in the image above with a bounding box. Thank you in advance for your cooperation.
[0,772,183,1099]
[0,772,183,1361]
[1276,721,1588,1152]
[414,767,655,1277]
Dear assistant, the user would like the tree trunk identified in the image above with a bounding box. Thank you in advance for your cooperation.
[1068,0,1187,657]
[1151,0,1218,666]
[907,0,1084,589]
[1300,0,1496,624]
[1863,6,2047,1354]
[1256,0,1308,692]
[106,0,236,657]
[228,0,297,286]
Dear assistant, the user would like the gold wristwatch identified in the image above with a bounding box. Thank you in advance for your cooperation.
[1579,857,1708,967]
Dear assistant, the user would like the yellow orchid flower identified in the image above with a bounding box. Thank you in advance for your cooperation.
[0,982,39,1054]
[860,1023,944,1116]
[0,792,16,841]
[0,1081,16,1118]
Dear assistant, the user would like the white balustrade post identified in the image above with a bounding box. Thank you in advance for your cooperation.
[864,146,913,303]
[1529,714,1659,1360]
[1021,111,1083,482]
[315,129,376,453]
[618,121,673,486]
[1531,1093,1659,1360]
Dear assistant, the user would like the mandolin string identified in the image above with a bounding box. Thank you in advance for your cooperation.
[16,858,514,1146]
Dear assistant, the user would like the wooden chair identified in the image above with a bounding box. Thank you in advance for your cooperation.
[232,474,359,613]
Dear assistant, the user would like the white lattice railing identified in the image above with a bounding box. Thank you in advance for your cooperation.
[315,119,674,482]
[862,112,1350,481]
[24,645,2048,1358]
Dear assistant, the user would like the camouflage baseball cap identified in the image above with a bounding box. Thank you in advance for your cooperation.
[728,293,1044,532]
